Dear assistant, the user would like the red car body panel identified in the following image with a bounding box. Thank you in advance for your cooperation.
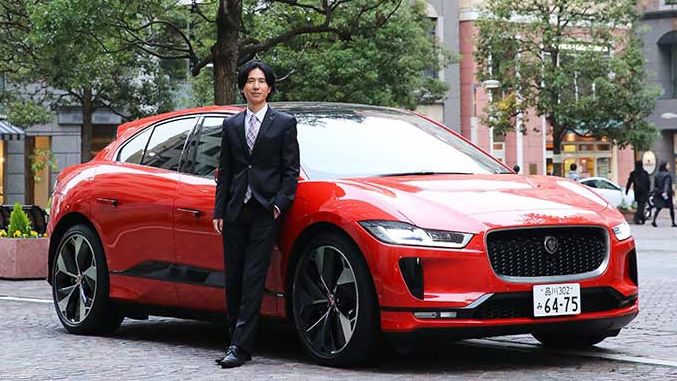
[47,104,638,336]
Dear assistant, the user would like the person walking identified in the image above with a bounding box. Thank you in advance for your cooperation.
[625,160,651,224]
[651,161,676,227]
[212,60,300,368]
[567,163,581,181]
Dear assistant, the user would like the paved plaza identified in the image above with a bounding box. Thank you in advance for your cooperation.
[1,214,676,380]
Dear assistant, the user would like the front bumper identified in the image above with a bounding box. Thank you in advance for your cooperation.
[350,222,639,334]
[384,310,638,342]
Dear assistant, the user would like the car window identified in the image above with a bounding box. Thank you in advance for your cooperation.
[142,117,197,171]
[118,127,153,164]
[292,108,513,179]
[581,179,597,188]
[597,179,619,191]
[181,116,225,177]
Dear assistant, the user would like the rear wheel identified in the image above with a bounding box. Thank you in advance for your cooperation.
[52,224,123,335]
[291,233,379,367]
[532,332,609,349]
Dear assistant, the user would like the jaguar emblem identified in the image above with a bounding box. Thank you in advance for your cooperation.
[543,236,559,254]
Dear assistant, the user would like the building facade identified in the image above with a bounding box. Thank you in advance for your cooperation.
[639,0,677,184]
[452,0,634,183]
[0,109,120,209]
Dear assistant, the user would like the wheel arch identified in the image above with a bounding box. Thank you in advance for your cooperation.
[284,222,380,324]
[48,212,100,284]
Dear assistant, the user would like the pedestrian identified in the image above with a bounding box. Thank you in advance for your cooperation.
[651,160,676,227]
[625,160,650,224]
[567,163,581,181]
[212,60,300,368]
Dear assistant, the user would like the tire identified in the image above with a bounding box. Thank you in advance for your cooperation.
[532,332,608,349]
[643,203,652,221]
[51,224,123,335]
[291,232,379,367]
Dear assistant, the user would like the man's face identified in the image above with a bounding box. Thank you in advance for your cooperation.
[242,68,271,107]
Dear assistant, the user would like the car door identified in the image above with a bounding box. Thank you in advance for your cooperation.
[596,179,623,207]
[91,116,197,306]
[173,115,284,314]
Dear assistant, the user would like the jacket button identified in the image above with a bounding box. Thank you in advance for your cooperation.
[248,165,252,169]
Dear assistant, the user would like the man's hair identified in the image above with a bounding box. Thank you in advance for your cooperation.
[659,160,668,171]
[570,163,577,171]
[238,60,276,100]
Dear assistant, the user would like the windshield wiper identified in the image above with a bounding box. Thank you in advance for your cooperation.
[377,171,473,177]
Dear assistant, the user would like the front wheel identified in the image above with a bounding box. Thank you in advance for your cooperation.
[51,224,123,335]
[291,233,379,367]
[532,332,609,349]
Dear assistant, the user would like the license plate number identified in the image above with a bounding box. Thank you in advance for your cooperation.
[533,283,581,317]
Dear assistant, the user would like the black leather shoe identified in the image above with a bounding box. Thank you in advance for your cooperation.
[217,345,251,368]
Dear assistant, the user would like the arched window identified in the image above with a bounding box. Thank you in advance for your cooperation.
[658,30,677,98]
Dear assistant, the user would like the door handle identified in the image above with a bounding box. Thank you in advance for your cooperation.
[177,208,202,218]
[96,198,118,207]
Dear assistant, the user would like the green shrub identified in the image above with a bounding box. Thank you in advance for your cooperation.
[7,203,32,238]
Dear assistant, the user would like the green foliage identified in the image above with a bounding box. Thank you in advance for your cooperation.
[7,203,32,238]
[29,148,59,183]
[262,2,453,109]
[0,0,177,138]
[5,100,52,128]
[475,0,660,155]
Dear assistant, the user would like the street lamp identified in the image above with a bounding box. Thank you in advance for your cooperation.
[470,79,502,145]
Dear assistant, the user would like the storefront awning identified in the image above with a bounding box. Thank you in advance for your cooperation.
[0,120,24,140]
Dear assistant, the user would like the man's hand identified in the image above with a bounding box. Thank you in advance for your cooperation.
[213,218,223,234]
[273,205,281,220]
[662,192,669,201]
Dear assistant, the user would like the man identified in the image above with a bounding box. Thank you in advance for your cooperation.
[625,160,650,224]
[567,163,581,181]
[212,61,300,368]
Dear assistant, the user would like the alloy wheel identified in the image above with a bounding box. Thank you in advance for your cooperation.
[293,245,359,357]
[53,234,98,325]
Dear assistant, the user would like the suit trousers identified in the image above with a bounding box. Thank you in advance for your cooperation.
[222,198,278,353]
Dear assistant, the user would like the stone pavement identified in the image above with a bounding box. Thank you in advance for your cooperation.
[0,214,676,380]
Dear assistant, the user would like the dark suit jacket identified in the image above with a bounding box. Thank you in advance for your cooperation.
[213,107,300,223]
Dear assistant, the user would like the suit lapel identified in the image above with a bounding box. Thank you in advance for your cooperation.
[233,111,249,158]
[251,107,276,156]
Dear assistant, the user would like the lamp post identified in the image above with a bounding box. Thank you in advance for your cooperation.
[470,80,501,145]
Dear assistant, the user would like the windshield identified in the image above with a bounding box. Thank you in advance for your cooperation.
[291,106,511,180]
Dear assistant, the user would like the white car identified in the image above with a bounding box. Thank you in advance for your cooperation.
[580,177,635,208]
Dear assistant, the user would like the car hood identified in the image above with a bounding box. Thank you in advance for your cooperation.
[341,174,611,233]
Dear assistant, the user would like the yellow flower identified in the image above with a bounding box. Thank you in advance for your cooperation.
[0,230,6,237]
[30,231,38,238]
[13,230,22,238]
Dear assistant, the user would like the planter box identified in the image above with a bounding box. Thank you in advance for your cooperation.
[0,238,49,279]
[619,209,636,224]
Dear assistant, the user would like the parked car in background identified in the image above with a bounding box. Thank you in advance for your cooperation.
[580,177,635,208]
[47,103,638,367]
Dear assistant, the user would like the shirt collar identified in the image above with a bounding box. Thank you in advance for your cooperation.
[246,104,268,123]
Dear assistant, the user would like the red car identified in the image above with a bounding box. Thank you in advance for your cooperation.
[47,103,638,367]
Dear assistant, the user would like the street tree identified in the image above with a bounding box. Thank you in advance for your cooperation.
[475,0,660,175]
[108,0,448,106]
[0,0,176,162]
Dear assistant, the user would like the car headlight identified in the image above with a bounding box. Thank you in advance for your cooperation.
[612,221,632,241]
[359,220,473,249]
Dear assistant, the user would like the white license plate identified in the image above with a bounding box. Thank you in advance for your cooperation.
[533,283,581,317]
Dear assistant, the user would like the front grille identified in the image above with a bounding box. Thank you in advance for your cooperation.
[486,227,607,279]
[468,287,634,320]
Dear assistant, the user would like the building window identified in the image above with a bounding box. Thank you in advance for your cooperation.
[423,17,439,79]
